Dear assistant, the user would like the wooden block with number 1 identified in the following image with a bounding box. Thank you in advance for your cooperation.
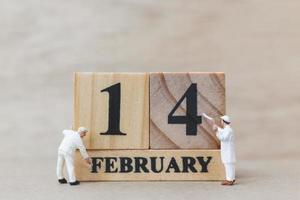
[73,72,149,149]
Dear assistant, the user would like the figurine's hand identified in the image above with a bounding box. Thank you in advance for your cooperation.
[202,113,216,128]
[213,125,218,131]
[85,157,92,165]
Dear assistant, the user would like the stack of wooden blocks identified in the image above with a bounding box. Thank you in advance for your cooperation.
[73,72,226,181]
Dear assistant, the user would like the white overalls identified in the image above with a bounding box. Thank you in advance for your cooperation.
[56,130,88,182]
[217,125,236,181]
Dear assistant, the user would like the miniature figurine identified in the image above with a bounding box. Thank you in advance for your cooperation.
[202,113,236,186]
[56,127,91,186]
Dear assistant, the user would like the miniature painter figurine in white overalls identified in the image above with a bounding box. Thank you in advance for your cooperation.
[56,127,91,186]
[202,113,236,186]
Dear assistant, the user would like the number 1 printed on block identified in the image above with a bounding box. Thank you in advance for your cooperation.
[100,83,126,136]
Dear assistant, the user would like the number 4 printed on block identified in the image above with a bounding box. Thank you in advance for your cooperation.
[168,83,202,136]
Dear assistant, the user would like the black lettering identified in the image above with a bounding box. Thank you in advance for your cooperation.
[182,157,197,173]
[105,157,118,173]
[134,157,149,173]
[165,157,181,173]
[120,157,133,173]
[91,157,104,173]
[150,157,164,173]
[196,156,212,172]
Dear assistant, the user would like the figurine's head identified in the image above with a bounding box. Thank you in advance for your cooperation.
[220,115,231,126]
[78,127,88,138]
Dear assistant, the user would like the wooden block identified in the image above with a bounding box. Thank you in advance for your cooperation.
[150,72,225,149]
[73,72,149,149]
[75,149,224,181]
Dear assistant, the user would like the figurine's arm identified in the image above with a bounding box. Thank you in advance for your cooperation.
[202,113,219,131]
[202,113,213,121]
[216,129,231,141]
[76,138,91,164]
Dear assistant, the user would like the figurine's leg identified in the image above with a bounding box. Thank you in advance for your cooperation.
[224,163,235,181]
[231,163,236,181]
[56,152,65,180]
[64,154,76,183]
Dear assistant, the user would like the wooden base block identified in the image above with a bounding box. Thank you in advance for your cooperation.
[75,150,225,181]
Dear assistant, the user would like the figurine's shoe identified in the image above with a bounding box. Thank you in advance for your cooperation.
[58,178,67,184]
[69,181,80,186]
[221,180,235,186]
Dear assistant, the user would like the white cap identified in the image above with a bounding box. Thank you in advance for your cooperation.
[220,115,231,123]
[78,127,88,133]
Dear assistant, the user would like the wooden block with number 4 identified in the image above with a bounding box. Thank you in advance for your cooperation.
[73,72,149,149]
[150,72,225,149]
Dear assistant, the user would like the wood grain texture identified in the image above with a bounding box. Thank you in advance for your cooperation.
[73,72,149,149]
[75,149,224,181]
[150,72,225,149]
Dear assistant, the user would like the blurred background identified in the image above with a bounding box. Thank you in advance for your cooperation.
[0,0,299,199]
